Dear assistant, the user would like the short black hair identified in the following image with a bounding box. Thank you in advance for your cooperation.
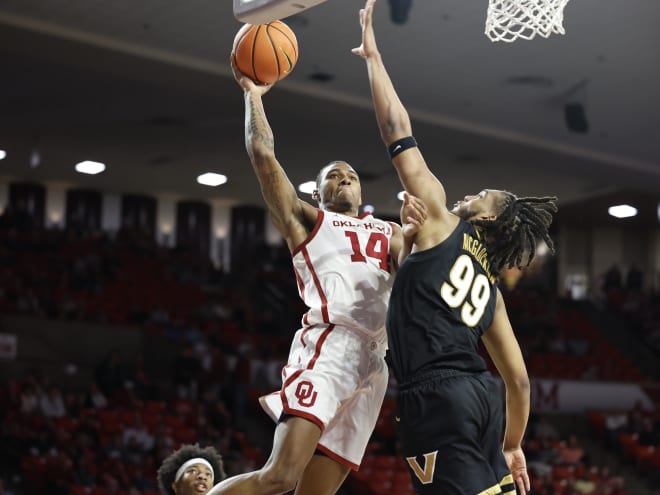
[473,192,558,279]
[157,444,226,495]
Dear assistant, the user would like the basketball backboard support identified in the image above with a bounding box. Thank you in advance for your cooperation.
[233,0,329,24]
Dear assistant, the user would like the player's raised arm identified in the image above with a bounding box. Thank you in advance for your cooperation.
[353,0,447,222]
[232,59,314,250]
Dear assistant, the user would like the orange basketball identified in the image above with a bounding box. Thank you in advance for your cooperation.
[232,21,299,85]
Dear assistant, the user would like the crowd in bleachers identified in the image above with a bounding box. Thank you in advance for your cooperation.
[589,405,660,491]
[0,224,293,495]
[1,217,659,494]
[1,364,265,495]
[596,263,660,356]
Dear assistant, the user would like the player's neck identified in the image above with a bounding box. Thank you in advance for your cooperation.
[323,205,360,217]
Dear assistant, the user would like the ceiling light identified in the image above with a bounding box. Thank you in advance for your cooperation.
[0,149,6,160]
[30,148,41,168]
[197,173,227,187]
[298,181,316,194]
[75,160,106,175]
[397,191,405,201]
[362,204,374,214]
[608,204,637,219]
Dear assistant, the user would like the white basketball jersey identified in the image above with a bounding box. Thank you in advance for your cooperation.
[292,210,396,337]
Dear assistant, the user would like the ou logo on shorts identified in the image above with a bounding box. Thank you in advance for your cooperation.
[295,380,318,407]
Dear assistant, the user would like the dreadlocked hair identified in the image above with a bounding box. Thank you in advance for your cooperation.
[473,192,557,279]
[157,443,226,495]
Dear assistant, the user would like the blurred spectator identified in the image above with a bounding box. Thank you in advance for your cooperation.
[39,385,67,418]
[603,410,629,448]
[84,381,108,409]
[626,401,647,435]
[127,353,154,399]
[121,414,154,453]
[594,466,626,495]
[527,438,559,477]
[573,476,596,494]
[637,417,659,446]
[533,415,560,442]
[558,435,587,466]
[19,383,40,415]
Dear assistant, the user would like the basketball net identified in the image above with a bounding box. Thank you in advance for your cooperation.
[485,0,570,42]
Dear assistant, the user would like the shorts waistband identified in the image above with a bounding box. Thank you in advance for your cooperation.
[397,369,486,391]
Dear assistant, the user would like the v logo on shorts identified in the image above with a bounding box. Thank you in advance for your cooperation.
[295,380,318,407]
[406,450,438,485]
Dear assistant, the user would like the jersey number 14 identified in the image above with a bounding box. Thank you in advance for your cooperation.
[344,231,390,271]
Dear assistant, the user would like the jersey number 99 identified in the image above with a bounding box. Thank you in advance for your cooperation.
[440,255,491,327]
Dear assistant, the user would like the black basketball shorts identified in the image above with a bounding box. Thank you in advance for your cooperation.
[395,371,515,495]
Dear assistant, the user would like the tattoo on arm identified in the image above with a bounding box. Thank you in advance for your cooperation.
[244,94,300,227]
[262,170,286,210]
[246,93,274,157]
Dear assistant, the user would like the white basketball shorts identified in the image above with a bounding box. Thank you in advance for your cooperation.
[259,323,388,470]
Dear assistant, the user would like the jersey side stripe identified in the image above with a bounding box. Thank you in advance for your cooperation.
[301,246,329,323]
[291,209,325,257]
[279,324,335,431]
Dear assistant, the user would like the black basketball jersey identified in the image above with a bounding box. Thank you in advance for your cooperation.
[386,219,497,385]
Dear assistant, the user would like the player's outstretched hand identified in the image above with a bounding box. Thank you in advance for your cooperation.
[352,0,379,59]
[400,192,427,240]
[230,54,273,96]
[503,447,530,495]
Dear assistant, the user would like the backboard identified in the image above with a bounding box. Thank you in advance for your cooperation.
[233,0,329,24]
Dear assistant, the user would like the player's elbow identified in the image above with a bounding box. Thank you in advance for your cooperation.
[507,373,530,396]
[248,143,275,164]
[379,110,412,143]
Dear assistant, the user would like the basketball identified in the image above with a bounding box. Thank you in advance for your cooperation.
[232,21,299,85]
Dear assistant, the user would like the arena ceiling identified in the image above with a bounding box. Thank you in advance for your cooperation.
[0,0,658,226]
